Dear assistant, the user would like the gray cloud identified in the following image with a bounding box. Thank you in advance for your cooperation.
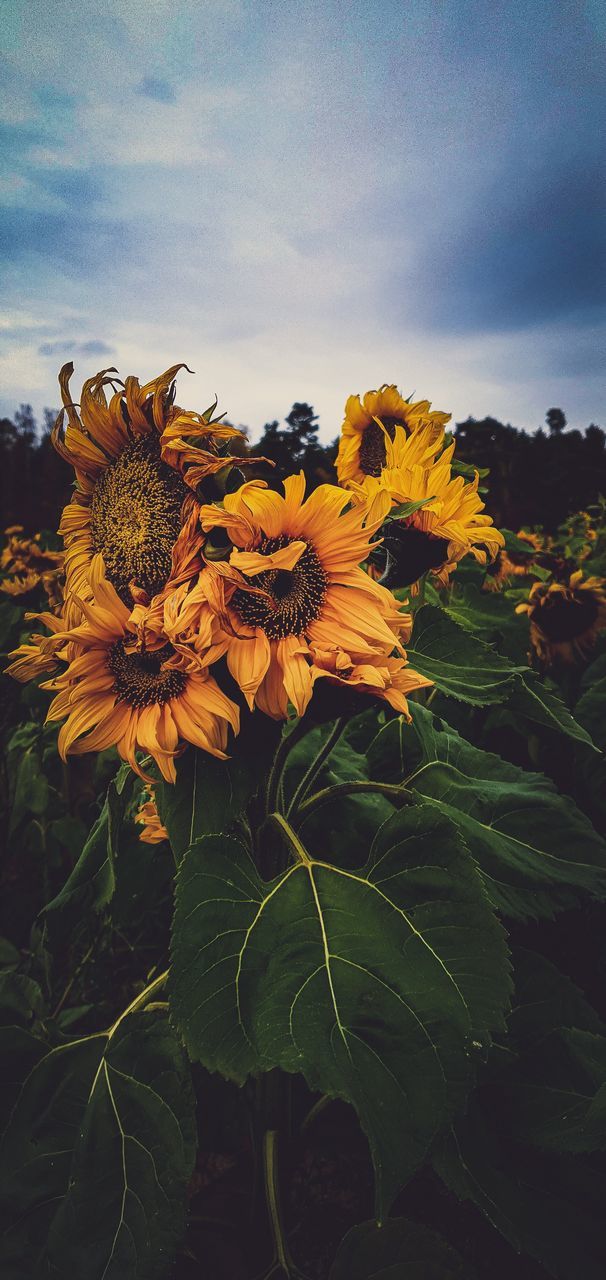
[136,76,176,104]
[39,339,114,357]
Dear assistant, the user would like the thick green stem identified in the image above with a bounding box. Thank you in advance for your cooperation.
[263,1129,290,1274]
[265,719,312,815]
[295,780,413,823]
[268,812,310,867]
[286,717,346,818]
[107,969,168,1040]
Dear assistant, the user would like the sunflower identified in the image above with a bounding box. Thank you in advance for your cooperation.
[312,648,432,713]
[136,789,169,844]
[1,530,63,601]
[336,383,450,487]
[51,362,247,624]
[483,533,539,593]
[194,473,428,720]
[5,610,70,683]
[40,556,240,781]
[356,437,504,589]
[517,570,606,665]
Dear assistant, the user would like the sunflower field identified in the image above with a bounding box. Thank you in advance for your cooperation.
[2,367,606,1280]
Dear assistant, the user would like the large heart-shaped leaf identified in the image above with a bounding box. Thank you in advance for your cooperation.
[369,704,606,920]
[170,807,510,1215]
[405,605,522,705]
[0,1011,196,1280]
[329,1217,472,1279]
[434,1096,606,1280]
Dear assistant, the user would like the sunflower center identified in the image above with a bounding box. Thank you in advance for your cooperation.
[385,521,450,586]
[90,435,186,604]
[358,417,401,477]
[535,592,599,642]
[231,535,328,639]
[107,639,188,708]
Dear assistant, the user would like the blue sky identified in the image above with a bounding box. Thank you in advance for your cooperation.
[1,0,604,439]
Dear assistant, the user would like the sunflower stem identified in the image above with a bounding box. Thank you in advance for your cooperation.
[285,717,346,818]
[268,812,311,867]
[263,1129,291,1276]
[294,780,413,823]
[107,969,169,1040]
[265,718,314,815]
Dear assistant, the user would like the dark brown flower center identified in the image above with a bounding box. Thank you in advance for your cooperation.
[358,416,401,477]
[382,521,450,586]
[107,639,187,708]
[231,535,328,639]
[91,435,186,604]
[534,591,599,642]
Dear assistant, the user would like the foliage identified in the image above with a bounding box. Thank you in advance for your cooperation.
[2,388,606,1279]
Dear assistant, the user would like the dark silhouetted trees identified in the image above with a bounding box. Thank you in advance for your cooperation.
[455,413,606,531]
[1,400,604,538]
[546,407,567,434]
[1,405,70,534]
[250,402,336,489]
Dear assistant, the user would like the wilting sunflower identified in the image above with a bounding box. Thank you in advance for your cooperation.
[1,529,63,602]
[194,473,428,719]
[517,570,606,665]
[5,610,70,683]
[136,789,169,844]
[336,383,450,487]
[52,362,247,624]
[40,556,240,781]
[483,531,540,593]
[312,648,432,713]
[356,437,504,589]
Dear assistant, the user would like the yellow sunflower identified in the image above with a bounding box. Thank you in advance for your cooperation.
[136,789,169,844]
[40,556,240,782]
[194,473,428,720]
[5,610,70,683]
[483,533,539,593]
[312,648,432,714]
[356,438,504,588]
[516,570,606,665]
[51,362,246,624]
[1,530,63,601]
[336,383,450,487]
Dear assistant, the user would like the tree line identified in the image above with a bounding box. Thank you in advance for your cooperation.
[1,400,604,536]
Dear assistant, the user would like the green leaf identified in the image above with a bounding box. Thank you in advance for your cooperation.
[502,1027,606,1153]
[0,1012,196,1280]
[8,747,50,837]
[508,673,599,750]
[385,495,437,522]
[0,1027,47,1137]
[0,974,44,1028]
[507,947,604,1048]
[434,1097,606,1280]
[406,605,523,705]
[0,600,21,648]
[156,709,280,861]
[442,584,529,664]
[43,764,134,943]
[575,678,606,753]
[368,704,606,920]
[501,528,537,556]
[170,808,510,1216]
[329,1217,472,1279]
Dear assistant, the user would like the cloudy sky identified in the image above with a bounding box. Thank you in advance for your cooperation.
[1,0,604,440]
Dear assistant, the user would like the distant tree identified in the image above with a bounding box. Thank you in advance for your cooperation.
[546,408,567,434]
[250,403,335,490]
